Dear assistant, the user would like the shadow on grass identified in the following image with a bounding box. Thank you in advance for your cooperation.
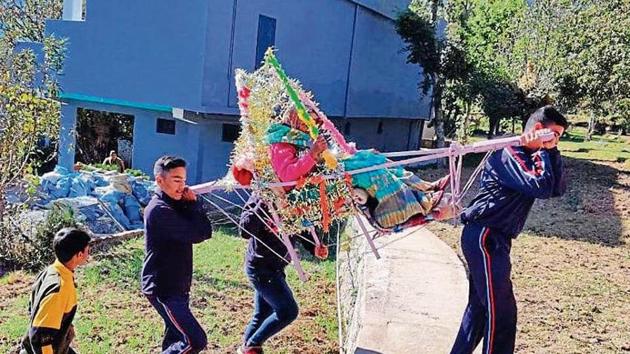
[523,156,627,247]
[423,154,627,247]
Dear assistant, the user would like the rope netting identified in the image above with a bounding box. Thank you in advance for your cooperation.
[188,48,556,282]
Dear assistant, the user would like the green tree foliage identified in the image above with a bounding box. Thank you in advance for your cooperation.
[396,0,475,145]
[554,0,630,139]
[399,0,630,139]
[396,1,447,148]
[0,0,63,44]
[0,0,66,232]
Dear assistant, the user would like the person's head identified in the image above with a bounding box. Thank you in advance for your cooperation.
[154,155,187,200]
[284,107,321,133]
[109,150,117,159]
[352,188,369,206]
[524,105,568,149]
[53,228,91,270]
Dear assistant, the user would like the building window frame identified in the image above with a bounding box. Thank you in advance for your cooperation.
[156,118,176,135]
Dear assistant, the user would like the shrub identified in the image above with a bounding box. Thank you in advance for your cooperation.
[0,202,80,271]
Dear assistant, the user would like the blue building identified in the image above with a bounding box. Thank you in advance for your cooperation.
[47,0,431,184]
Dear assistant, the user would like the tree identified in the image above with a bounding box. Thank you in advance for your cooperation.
[396,0,478,146]
[554,0,630,140]
[396,1,446,148]
[0,0,63,44]
[0,0,65,223]
[457,0,531,137]
[0,82,60,222]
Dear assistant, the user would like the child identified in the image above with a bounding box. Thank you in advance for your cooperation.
[231,108,326,190]
[450,106,567,354]
[19,228,91,354]
[237,196,327,354]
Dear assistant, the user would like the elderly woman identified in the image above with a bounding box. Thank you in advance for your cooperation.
[231,108,326,189]
[266,109,327,189]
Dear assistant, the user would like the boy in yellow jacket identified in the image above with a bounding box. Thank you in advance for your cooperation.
[20,228,91,354]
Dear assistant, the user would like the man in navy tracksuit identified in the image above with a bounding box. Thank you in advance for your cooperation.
[141,156,213,354]
[451,106,568,354]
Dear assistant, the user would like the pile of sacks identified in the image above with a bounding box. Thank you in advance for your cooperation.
[39,166,154,232]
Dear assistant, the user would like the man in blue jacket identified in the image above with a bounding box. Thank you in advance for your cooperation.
[451,106,568,354]
[141,156,213,354]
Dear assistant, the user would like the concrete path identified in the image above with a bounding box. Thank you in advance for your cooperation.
[354,225,479,354]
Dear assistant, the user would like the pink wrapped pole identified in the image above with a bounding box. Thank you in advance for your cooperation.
[355,215,381,259]
[266,202,309,282]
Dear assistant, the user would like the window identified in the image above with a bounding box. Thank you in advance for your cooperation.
[222,123,240,142]
[156,118,176,135]
[255,15,277,69]
[377,120,384,134]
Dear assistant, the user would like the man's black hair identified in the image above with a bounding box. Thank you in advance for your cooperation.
[525,105,569,131]
[153,155,187,177]
[53,228,91,263]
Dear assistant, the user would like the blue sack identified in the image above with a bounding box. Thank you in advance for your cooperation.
[99,191,131,230]
[123,194,143,225]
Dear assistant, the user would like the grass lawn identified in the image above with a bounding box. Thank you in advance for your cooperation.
[424,128,630,353]
[0,230,339,353]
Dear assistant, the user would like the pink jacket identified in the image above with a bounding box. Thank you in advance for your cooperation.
[270,143,317,189]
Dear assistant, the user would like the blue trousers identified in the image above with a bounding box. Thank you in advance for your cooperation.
[243,267,299,346]
[451,223,517,354]
[147,294,207,354]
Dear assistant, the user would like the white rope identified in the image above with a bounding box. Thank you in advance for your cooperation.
[202,191,309,255]
[200,194,291,265]
[456,150,493,205]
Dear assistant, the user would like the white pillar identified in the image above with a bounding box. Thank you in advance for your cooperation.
[62,0,83,21]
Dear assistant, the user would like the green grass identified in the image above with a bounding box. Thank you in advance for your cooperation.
[560,127,630,162]
[466,127,630,163]
[0,230,339,353]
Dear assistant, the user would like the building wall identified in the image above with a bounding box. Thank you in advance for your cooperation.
[346,6,431,118]
[47,0,428,119]
[220,0,356,116]
[47,0,210,111]
[350,0,411,19]
[132,112,202,183]
[196,120,238,183]
[331,118,422,152]
[215,0,429,119]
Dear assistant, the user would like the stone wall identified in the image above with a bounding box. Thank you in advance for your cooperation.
[337,218,373,353]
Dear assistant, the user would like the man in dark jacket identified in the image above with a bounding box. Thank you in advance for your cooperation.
[237,197,327,354]
[451,106,568,354]
[141,156,213,354]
